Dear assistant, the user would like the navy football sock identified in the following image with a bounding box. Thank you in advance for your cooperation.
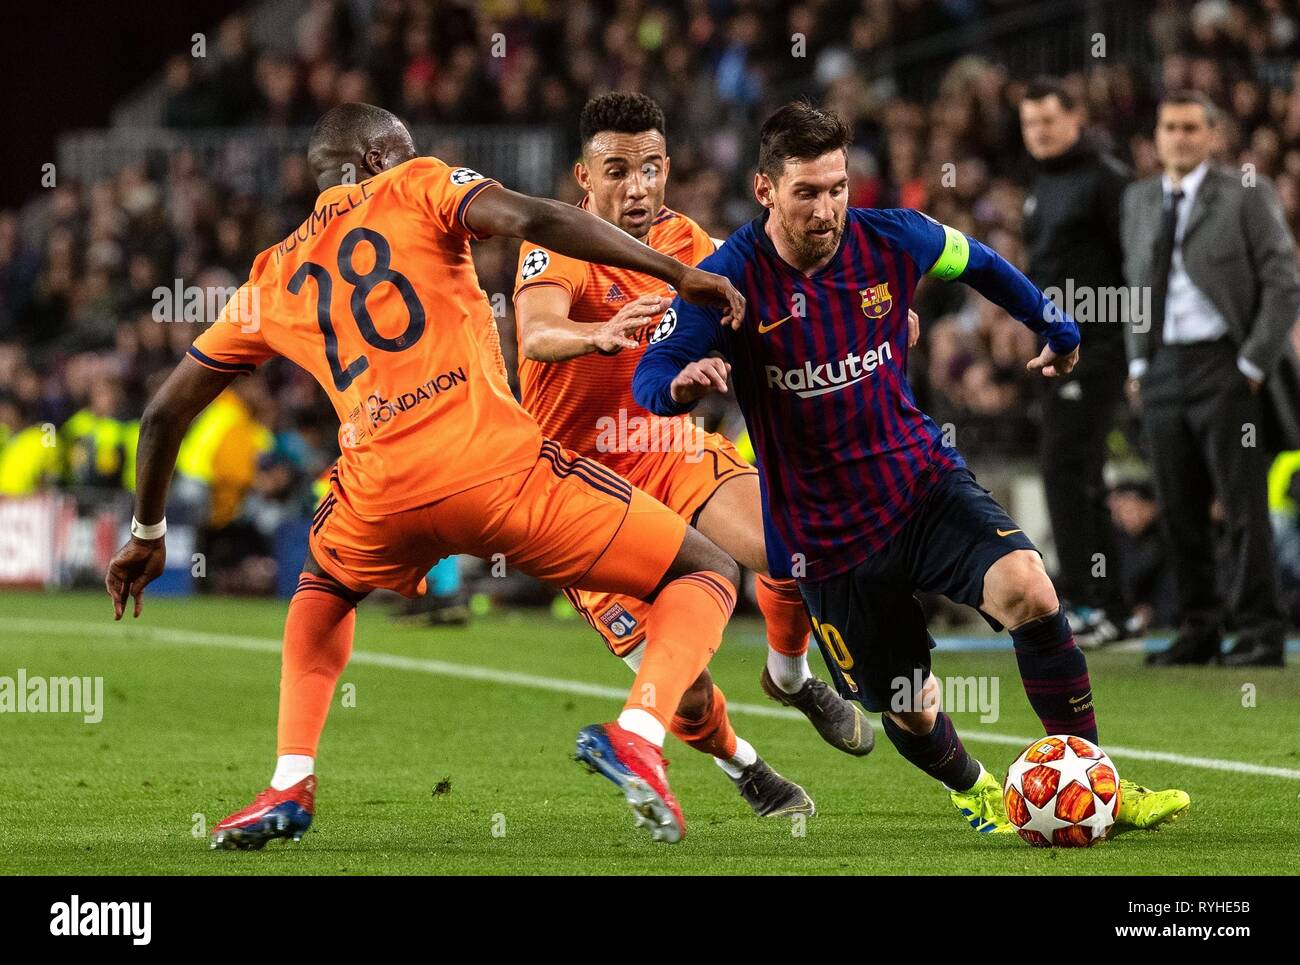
[1010,607,1098,743]
[882,712,981,791]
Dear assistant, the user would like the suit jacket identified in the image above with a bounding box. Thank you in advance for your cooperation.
[1121,166,1300,451]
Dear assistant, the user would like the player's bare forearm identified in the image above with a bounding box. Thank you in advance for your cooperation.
[108,357,234,620]
[468,188,744,322]
[516,285,602,362]
[133,357,236,523]
[518,312,598,362]
[517,287,666,362]
[470,188,685,284]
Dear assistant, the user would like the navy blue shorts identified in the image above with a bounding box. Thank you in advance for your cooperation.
[797,467,1037,712]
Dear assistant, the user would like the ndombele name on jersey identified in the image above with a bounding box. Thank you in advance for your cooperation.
[274,181,376,263]
[764,339,894,399]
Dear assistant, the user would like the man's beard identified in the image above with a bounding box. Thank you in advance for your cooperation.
[777,209,844,265]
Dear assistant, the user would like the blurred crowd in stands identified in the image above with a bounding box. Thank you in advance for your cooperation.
[1,0,1298,620]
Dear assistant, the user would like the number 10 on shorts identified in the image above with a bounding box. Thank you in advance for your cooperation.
[811,617,859,695]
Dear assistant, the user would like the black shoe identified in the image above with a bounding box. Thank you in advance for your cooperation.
[1221,631,1285,668]
[391,593,470,627]
[728,758,815,818]
[760,667,874,756]
[1145,626,1222,666]
[1075,610,1139,650]
[425,596,470,627]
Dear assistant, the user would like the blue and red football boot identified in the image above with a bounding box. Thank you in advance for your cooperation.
[575,722,684,843]
[210,775,315,850]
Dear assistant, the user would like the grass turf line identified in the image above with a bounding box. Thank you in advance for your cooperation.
[0,591,1297,875]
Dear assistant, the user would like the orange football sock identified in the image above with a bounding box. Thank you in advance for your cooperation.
[671,684,738,760]
[626,571,737,729]
[276,576,356,757]
[755,575,810,656]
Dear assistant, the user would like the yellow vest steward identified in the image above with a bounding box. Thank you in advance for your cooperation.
[0,425,61,495]
[61,409,130,487]
[177,391,273,527]
[1268,451,1300,515]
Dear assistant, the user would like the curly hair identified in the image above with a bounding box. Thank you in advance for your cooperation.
[579,92,666,147]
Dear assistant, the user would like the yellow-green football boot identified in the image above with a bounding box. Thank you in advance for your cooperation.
[950,766,1015,834]
[1112,779,1190,833]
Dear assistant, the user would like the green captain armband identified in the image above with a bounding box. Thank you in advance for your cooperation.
[927,224,969,280]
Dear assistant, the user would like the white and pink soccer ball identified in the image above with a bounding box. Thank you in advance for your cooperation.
[1003,735,1120,847]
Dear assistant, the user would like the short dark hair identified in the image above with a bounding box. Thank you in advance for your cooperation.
[579,92,666,147]
[1159,89,1219,126]
[757,101,853,179]
[1022,76,1076,111]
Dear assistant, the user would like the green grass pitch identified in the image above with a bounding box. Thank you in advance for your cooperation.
[1,590,1297,875]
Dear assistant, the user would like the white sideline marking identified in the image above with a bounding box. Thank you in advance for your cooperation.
[9,617,1300,781]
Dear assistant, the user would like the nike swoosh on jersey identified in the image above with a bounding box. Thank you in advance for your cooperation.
[757,314,794,334]
[996,528,1022,537]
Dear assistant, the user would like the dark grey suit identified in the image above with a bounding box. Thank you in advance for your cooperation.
[1122,168,1300,449]
[1121,166,1300,643]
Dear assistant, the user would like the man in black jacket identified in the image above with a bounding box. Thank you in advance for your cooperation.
[1019,78,1133,647]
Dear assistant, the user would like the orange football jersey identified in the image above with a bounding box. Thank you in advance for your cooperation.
[188,156,543,515]
[513,203,715,477]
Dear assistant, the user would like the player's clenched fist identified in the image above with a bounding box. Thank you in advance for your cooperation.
[105,537,167,620]
[676,267,746,329]
[592,295,667,354]
[670,356,732,405]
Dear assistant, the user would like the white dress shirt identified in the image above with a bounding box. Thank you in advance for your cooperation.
[1129,161,1264,382]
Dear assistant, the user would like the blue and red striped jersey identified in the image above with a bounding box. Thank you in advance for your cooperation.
[633,207,1079,580]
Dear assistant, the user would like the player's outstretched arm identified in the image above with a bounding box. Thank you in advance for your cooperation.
[465,187,744,325]
[922,220,1081,377]
[105,357,235,620]
[516,285,666,362]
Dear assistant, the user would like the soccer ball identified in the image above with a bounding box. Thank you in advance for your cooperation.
[1003,735,1121,847]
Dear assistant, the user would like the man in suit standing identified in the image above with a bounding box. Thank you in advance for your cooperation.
[1121,90,1300,667]
[1020,78,1133,647]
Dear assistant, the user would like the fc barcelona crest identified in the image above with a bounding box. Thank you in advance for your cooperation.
[859,282,893,318]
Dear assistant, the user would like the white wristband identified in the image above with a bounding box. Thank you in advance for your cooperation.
[131,517,167,540]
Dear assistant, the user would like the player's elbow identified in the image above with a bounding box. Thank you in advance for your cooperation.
[139,395,175,435]
[517,321,554,362]
[514,194,569,240]
[137,398,181,454]
[518,328,543,362]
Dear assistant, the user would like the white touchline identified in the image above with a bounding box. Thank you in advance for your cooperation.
[10,617,1300,781]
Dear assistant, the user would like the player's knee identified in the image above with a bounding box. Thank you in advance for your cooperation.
[986,551,1058,627]
[732,533,768,576]
[671,526,741,592]
[714,553,741,591]
[884,673,939,735]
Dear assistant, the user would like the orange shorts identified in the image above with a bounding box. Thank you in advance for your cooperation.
[562,431,758,657]
[308,439,687,600]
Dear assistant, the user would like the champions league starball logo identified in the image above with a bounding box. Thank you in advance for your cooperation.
[649,308,676,343]
[520,248,550,280]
